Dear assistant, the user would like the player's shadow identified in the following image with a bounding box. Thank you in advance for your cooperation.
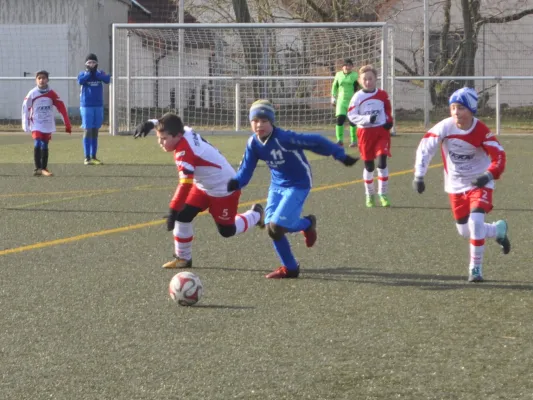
[1,207,165,215]
[393,205,533,213]
[192,304,255,310]
[303,267,533,291]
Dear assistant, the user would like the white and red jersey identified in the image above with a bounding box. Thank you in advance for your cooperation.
[22,86,71,133]
[347,88,393,128]
[414,117,506,194]
[169,126,236,209]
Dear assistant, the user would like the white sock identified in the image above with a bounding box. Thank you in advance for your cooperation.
[468,213,486,270]
[456,221,497,239]
[363,169,375,195]
[173,222,193,260]
[377,167,389,195]
[235,210,259,235]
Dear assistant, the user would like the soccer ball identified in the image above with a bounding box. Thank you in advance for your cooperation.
[169,271,203,306]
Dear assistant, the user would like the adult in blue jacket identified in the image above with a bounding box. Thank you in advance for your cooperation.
[78,53,110,165]
[227,100,359,279]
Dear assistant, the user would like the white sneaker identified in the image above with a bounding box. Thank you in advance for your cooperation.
[468,265,483,282]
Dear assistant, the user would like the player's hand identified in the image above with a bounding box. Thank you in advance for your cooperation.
[331,97,336,106]
[412,177,425,194]
[341,155,359,167]
[65,125,72,135]
[383,122,393,130]
[165,209,181,231]
[227,179,240,192]
[472,172,493,188]
[370,114,377,124]
[133,120,155,138]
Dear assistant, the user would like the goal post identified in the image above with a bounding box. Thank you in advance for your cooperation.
[111,22,391,135]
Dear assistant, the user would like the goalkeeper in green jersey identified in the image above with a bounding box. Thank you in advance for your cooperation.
[331,59,359,147]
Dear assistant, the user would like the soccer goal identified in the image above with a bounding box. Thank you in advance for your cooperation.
[111,22,391,135]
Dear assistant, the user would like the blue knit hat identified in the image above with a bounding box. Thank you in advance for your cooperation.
[249,100,275,123]
[449,87,478,114]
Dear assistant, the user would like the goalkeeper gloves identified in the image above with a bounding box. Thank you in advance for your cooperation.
[341,155,359,167]
[383,121,393,130]
[370,114,377,124]
[331,97,336,106]
[165,208,181,231]
[133,120,155,138]
[227,179,240,192]
[412,177,425,194]
[472,171,493,188]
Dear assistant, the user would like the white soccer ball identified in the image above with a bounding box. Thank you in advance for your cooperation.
[169,271,203,306]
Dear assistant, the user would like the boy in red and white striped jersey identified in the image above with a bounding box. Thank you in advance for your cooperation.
[412,87,510,282]
[22,70,72,176]
[347,65,394,208]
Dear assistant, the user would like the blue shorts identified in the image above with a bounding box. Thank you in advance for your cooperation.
[265,186,310,230]
[80,106,104,129]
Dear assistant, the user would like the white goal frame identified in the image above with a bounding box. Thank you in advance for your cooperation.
[111,22,390,135]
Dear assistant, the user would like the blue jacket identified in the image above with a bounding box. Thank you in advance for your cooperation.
[234,127,347,189]
[77,70,111,107]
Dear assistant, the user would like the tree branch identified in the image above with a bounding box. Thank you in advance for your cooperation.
[478,8,533,26]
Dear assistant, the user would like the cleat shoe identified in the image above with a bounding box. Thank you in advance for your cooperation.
[366,195,376,208]
[336,141,344,147]
[162,257,192,269]
[302,215,317,248]
[33,168,42,176]
[349,142,358,148]
[379,194,391,207]
[495,220,511,255]
[41,169,53,177]
[468,266,484,282]
[252,203,265,229]
[265,265,300,279]
[84,158,94,165]
[91,158,103,165]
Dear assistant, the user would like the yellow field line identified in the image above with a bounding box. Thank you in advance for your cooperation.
[0,164,442,256]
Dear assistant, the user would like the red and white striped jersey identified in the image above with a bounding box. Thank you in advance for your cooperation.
[414,117,506,194]
[347,88,393,128]
[173,127,236,197]
[22,86,70,133]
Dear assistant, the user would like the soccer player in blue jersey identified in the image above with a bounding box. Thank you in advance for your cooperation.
[227,100,359,279]
[77,53,111,165]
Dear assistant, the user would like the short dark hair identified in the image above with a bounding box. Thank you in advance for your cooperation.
[36,70,49,78]
[343,59,354,66]
[156,112,185,136]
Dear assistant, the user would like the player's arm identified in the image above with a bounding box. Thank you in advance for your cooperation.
[96,70,111,84]
[169,169,194,211]
[77,70,92,85]
[331,74,339,104]
[472,134,506,188]
[52,92,72,134]
[412,130,441,193]
[284,131,358,166]
[229,142,259,190]
[353,75,360,93]
[382,92,394,130]
[347,94,376,125]
[134,118,159,138]
[21,93,32,132]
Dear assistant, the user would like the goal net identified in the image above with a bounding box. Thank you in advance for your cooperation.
[112,22,390,134]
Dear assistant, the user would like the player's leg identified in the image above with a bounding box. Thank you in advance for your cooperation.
[32,133,42,175]
[162,186,207,269]
[349,121,357,148]
[376,129,392,207]
[358,130,377,207]
[40,135,53,176]
[335,115,346,146]
[363,160,376,208]
[450,193,479,280]
[211,191,264,238]
[81,106,93,165]
[90,107,104,164]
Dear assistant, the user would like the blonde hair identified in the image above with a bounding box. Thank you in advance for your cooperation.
[358,64,377,77]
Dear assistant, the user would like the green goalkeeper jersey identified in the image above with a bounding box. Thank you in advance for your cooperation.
[331,71,359,104]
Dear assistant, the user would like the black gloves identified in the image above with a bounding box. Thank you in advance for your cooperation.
[383,122,393,130]
[412,177,425,194]
[471,172,493,188]
[227,179,240,192]
[370,114,377,124]
[166,209,181,231]
[341,155,359,166]
[133,120,155,138]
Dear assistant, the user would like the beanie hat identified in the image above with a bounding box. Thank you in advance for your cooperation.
[85,53,98,63]
[449,87,478,114]
[249,100,275,123]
